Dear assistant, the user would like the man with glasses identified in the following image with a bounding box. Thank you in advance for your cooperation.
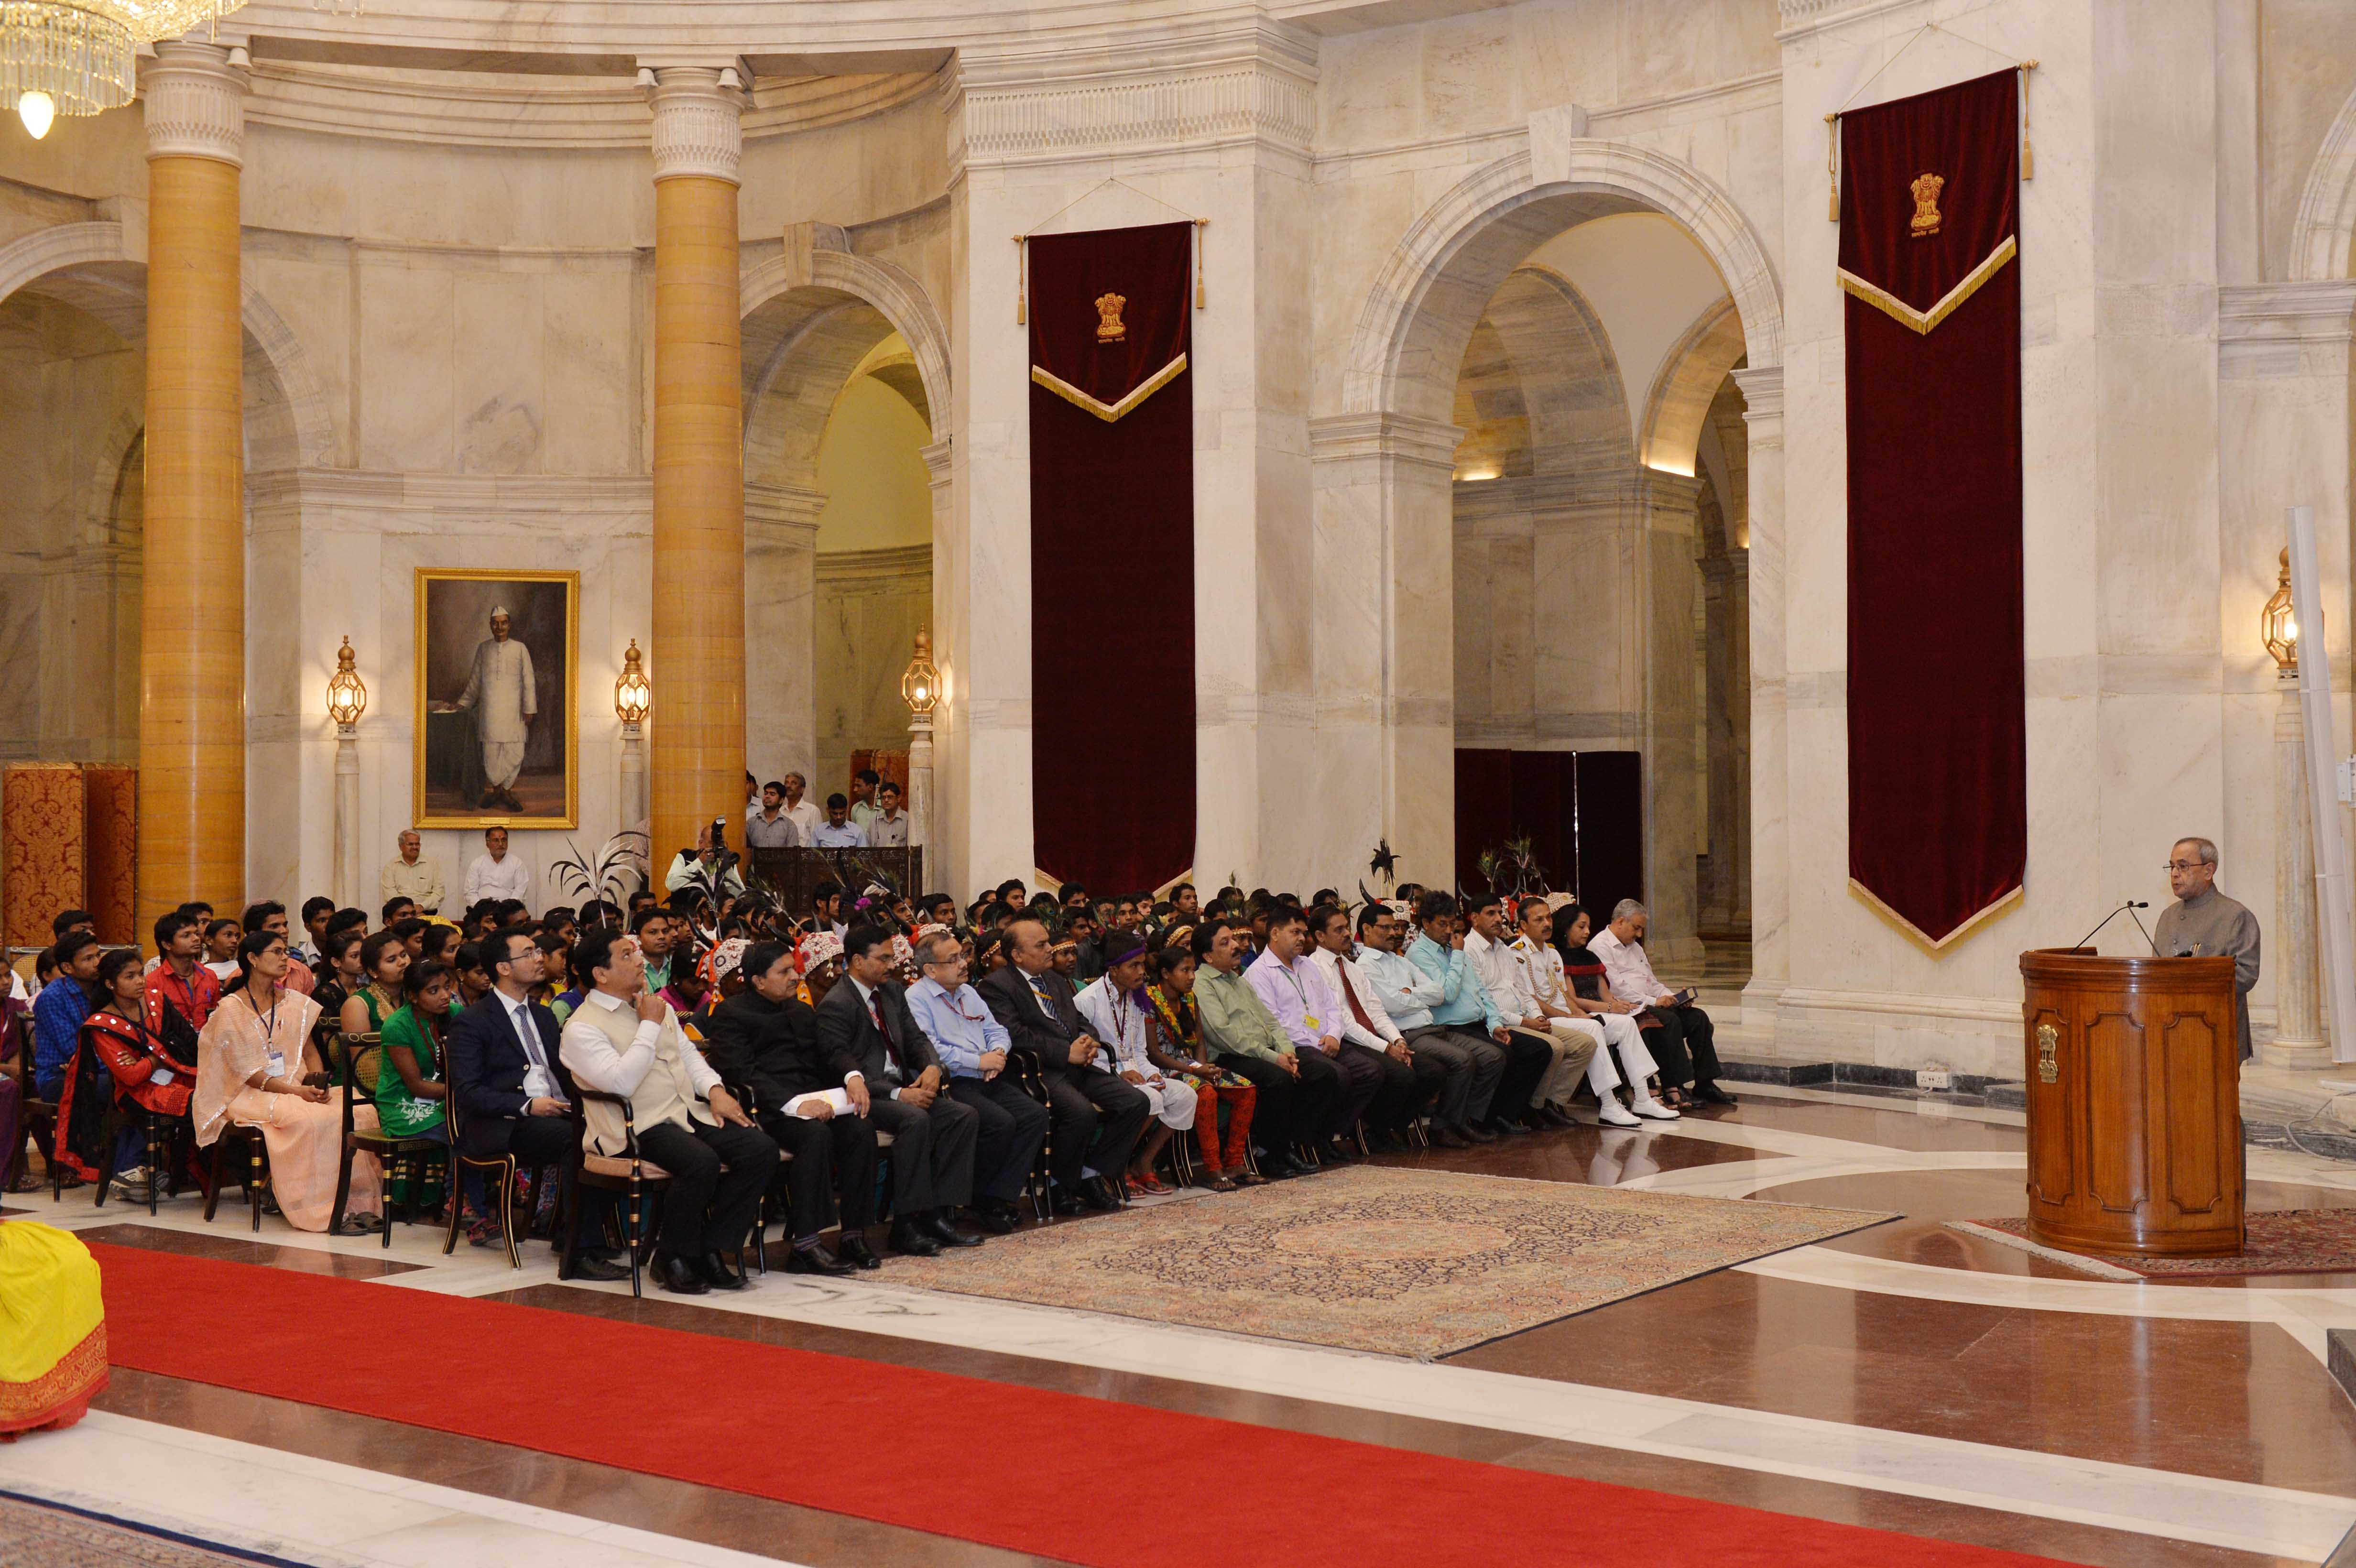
[445,927,627,1280]
[1352,902,1499,1149]
[2153,836,2260,1061]
[905,928,1048,1231]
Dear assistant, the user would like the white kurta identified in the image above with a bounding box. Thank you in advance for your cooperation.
[456,637,537,788]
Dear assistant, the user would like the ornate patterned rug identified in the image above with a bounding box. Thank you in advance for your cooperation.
[892,1166,1894,1357]
[1953,1211,2356,1279]
[0,1494,282,1568]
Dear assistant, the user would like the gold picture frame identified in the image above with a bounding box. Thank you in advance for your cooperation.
[413,568,578,830]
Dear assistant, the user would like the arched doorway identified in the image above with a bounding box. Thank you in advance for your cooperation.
[739,249,950,853]
[1333,143,1783,978]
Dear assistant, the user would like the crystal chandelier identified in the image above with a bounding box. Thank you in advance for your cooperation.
[3,0,251,139]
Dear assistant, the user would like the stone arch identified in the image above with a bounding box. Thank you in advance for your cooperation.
[739,247,951,473]
[1345,142,1783,426]
[0,219,336,471]
[2289,79,2356,283]
[1639,298,1746,477]
[1456,264,1635,478]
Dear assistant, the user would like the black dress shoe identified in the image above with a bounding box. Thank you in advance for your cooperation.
[837,1234,883,1270]
[1537,1104,1578,1129]
[1431,1127,1473,1150]
[783,1243,856,1276]
[888,1220,942,1257]
[561,1253,630,1283]
[1692,1083,1737,1105]
[1049,1192,1084,1216]
[700,1252,750,1290]
[653,1254,709,1295]
[1079,1178,1123,1212]
[1458,1122,1497,1143]
[1325,1139,1363,1163]
[966,1205,1017,1235]
[1486,1118,1529,1137]
[924,1212,985,1248]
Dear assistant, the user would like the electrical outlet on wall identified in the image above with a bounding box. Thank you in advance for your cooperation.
[1916,1065,1953,1091]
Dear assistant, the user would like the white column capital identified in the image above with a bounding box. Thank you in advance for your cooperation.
[143,40,248,167]
[1730,365,1784,425]
[648,66,744,185]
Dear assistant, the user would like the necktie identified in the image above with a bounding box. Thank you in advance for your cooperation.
[511,999,549,1076]
[869,992,902,1072]
[1340,965,1381,1034]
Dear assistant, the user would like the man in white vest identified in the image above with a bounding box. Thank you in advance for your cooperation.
[558,926,779,1296]
[452,605,536,811]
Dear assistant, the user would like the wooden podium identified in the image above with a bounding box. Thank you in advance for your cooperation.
[2018,947,2244,1257]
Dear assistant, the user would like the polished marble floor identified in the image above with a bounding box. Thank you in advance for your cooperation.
[7,1083,2356,1568]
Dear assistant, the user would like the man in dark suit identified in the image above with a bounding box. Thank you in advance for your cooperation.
[444,927,625,1280]
[701,938,880,1274]
[979,915,1150,1214]
[812,922,982,1255]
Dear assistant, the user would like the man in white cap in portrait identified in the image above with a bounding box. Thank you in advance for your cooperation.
[452,604,536,812]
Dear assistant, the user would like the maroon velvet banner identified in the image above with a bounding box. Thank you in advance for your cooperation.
[1841,70,2024,947]
[1027,222,1195,893]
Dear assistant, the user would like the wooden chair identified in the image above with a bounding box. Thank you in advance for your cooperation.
[202,1124,271,1230]
[438,1083,547,1271]
[326,1032,452,1247]
[570,1089,673,1298]
[92,1095,192,1217]
[1002,1046,1054,1222]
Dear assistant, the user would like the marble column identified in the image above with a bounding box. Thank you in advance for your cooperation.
[743,481,822,792]
[137,40,248,930]
[917,439,953,883]
[1702,546,1751,936]
[1307,413,1462,889]
[1638,469,1703,966]
[2269,677,2327,1066]
[647,66,745,864]
[1732,365,1785,1017]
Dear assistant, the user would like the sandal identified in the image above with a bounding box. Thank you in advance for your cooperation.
[1234,1170,1270,1187]
[1198,1174,1238,1193]
[1129,1170,1172,1195]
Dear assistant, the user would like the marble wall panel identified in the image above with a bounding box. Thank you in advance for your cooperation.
[356,261,456,474]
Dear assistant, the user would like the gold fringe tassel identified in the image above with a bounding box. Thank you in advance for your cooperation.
[1194,217,1207,309]
[1837,236,2017,335]
[1015,236,1027,326]
[1030,355,1189,423]
[2019,59,2038,179]
[1826,111,1841,222]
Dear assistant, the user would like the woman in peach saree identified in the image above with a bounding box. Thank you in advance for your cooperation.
[195,930,381,1234]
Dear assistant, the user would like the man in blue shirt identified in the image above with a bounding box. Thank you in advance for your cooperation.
[808,794,869,849]
[905,927,1047,1231]
[33,930,103,1101]
[1402,892,1548,1140]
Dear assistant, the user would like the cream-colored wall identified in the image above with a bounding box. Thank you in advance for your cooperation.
[1524,214,1732,455]
[813,374,935,553]
[0,292,143,767]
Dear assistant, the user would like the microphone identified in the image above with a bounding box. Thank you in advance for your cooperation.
[2073,900,2154,953]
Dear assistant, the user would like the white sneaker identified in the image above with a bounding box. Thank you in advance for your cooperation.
[1596,1101,1642,1127]
[1630,1098,1680,1121]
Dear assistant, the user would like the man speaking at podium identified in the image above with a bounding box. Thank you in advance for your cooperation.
[2152,837,2260,1061]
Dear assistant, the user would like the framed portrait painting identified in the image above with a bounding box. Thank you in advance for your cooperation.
[414,569,578,829]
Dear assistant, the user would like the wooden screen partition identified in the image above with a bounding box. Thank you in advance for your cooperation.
[748,847,927,918]
[2019,947,2244,1257]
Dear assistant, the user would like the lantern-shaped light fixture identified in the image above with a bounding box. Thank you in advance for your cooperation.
[614,639,652,724]
[900,627,940,718]
[2262,548,2299,675]
[325,636,367,726]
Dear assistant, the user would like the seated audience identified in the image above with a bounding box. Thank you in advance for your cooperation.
[33,931,103,1107]
[559,928,778,1295]
[146,912,221,1042]
[380,829,445,916]
[1074,930,1197,1194]
[903,928,1048,1231]
[376,959,460,1215]
[815,923,985,1253]
[1353,902,1501,1148]
[64,950,195,1200]
[1306,905,1435,1151]
[201,919,243,980]
[1405,893,1547,1139]
[1189,921,1318,1180]
[296,896,336,964]
[631,906,677,991]
[445,928,623,1280]
[1144,944,1260,1188]
[1246,908,1377,1162]
[978,917,1150,1214]
[462,826,532,913]
[340,932,412,1041]
[1590,899,1734,1107]
[1525,901,1677,1122]
[702,939,881,1274]
[242,903,315,997]
[194,930,382,1235]
[1462,892,1601,1130]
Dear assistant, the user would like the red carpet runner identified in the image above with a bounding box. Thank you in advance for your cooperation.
[95,1243,2070,1567]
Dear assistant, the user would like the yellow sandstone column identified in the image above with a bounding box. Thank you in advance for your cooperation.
[648,66,746,862]
[138,41,249,932]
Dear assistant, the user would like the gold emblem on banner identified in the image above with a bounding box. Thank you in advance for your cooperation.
[1909,172,1946,238]
[2036,1022,2059,1083]
[1094,291,1127,343]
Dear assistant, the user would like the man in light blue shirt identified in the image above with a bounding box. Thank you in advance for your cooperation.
[808,793,869,849]
[1356,902,1499,1146]
[904,927,1047,1230]
[1403,892,1545,1138]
